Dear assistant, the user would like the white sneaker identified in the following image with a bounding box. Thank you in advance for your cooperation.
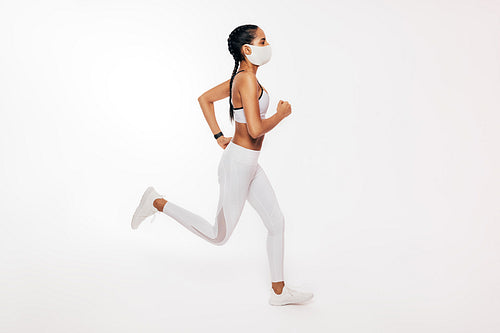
[131,186,164,229]
[269,285,314,306]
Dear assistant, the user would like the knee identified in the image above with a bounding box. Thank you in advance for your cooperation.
[213,239,226,246]
[213,235,230,246]
[268,212,285,236]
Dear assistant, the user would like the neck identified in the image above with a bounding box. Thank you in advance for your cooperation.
[238,61,258,74]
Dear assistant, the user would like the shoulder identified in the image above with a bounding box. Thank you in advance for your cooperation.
[233,71,257,91]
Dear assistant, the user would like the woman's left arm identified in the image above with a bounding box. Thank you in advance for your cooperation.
[198,79,232,148]
[198,79,230,103]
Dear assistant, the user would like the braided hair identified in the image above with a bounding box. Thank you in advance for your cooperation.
[227,24,258,123]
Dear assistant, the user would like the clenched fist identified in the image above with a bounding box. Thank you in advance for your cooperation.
[277,100,292,119]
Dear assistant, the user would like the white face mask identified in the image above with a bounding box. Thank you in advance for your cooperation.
[243,44,272,66]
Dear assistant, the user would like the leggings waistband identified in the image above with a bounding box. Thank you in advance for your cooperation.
[224,140,260,165]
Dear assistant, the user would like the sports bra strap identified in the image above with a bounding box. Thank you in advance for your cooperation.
[231,70,263,107]
[234,70,262,88]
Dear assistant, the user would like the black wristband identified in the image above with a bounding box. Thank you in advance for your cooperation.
[214,131,223,140]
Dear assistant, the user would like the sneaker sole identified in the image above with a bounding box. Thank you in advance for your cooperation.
[131,186,157,229]
[269,293,314,306]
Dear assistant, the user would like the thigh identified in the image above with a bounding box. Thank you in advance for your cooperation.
[246,163,284,230]
[217,153,256,234]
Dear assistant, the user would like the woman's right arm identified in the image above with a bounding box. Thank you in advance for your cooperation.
[239,75,292,139]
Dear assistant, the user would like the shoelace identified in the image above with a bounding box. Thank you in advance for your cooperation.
[150,211,159,224]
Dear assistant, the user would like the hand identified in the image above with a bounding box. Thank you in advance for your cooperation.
[217,136,233,149]
[277,100,292,119]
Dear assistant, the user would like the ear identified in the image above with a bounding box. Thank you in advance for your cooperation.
[243,44,251,56]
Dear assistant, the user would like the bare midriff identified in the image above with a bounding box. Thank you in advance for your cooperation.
[232,121,264,151]
[230,75,267,151]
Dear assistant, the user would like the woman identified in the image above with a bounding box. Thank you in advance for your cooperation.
[131,24,313,306]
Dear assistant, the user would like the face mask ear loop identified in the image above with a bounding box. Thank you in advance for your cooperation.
[244,44,253,57]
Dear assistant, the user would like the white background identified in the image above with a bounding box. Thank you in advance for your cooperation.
[1,0,499,332]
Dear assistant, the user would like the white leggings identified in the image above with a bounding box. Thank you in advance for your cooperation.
[162,140,285,282]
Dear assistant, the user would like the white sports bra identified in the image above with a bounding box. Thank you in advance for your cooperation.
[230,70,269,123]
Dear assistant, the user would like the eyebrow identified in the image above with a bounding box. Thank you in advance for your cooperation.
[260,38,266,41]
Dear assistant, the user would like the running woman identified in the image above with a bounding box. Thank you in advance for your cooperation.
[131,24,313,306]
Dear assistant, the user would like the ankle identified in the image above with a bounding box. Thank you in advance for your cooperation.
[272,281,285,294]
[153,198,167,211]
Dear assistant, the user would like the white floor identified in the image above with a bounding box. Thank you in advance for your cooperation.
[3,207,499,333]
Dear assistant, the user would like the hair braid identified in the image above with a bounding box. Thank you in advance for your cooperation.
[227,24,258,123]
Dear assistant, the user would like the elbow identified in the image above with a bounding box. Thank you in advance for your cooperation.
[198,94,208,104]
[248,128,261,139]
